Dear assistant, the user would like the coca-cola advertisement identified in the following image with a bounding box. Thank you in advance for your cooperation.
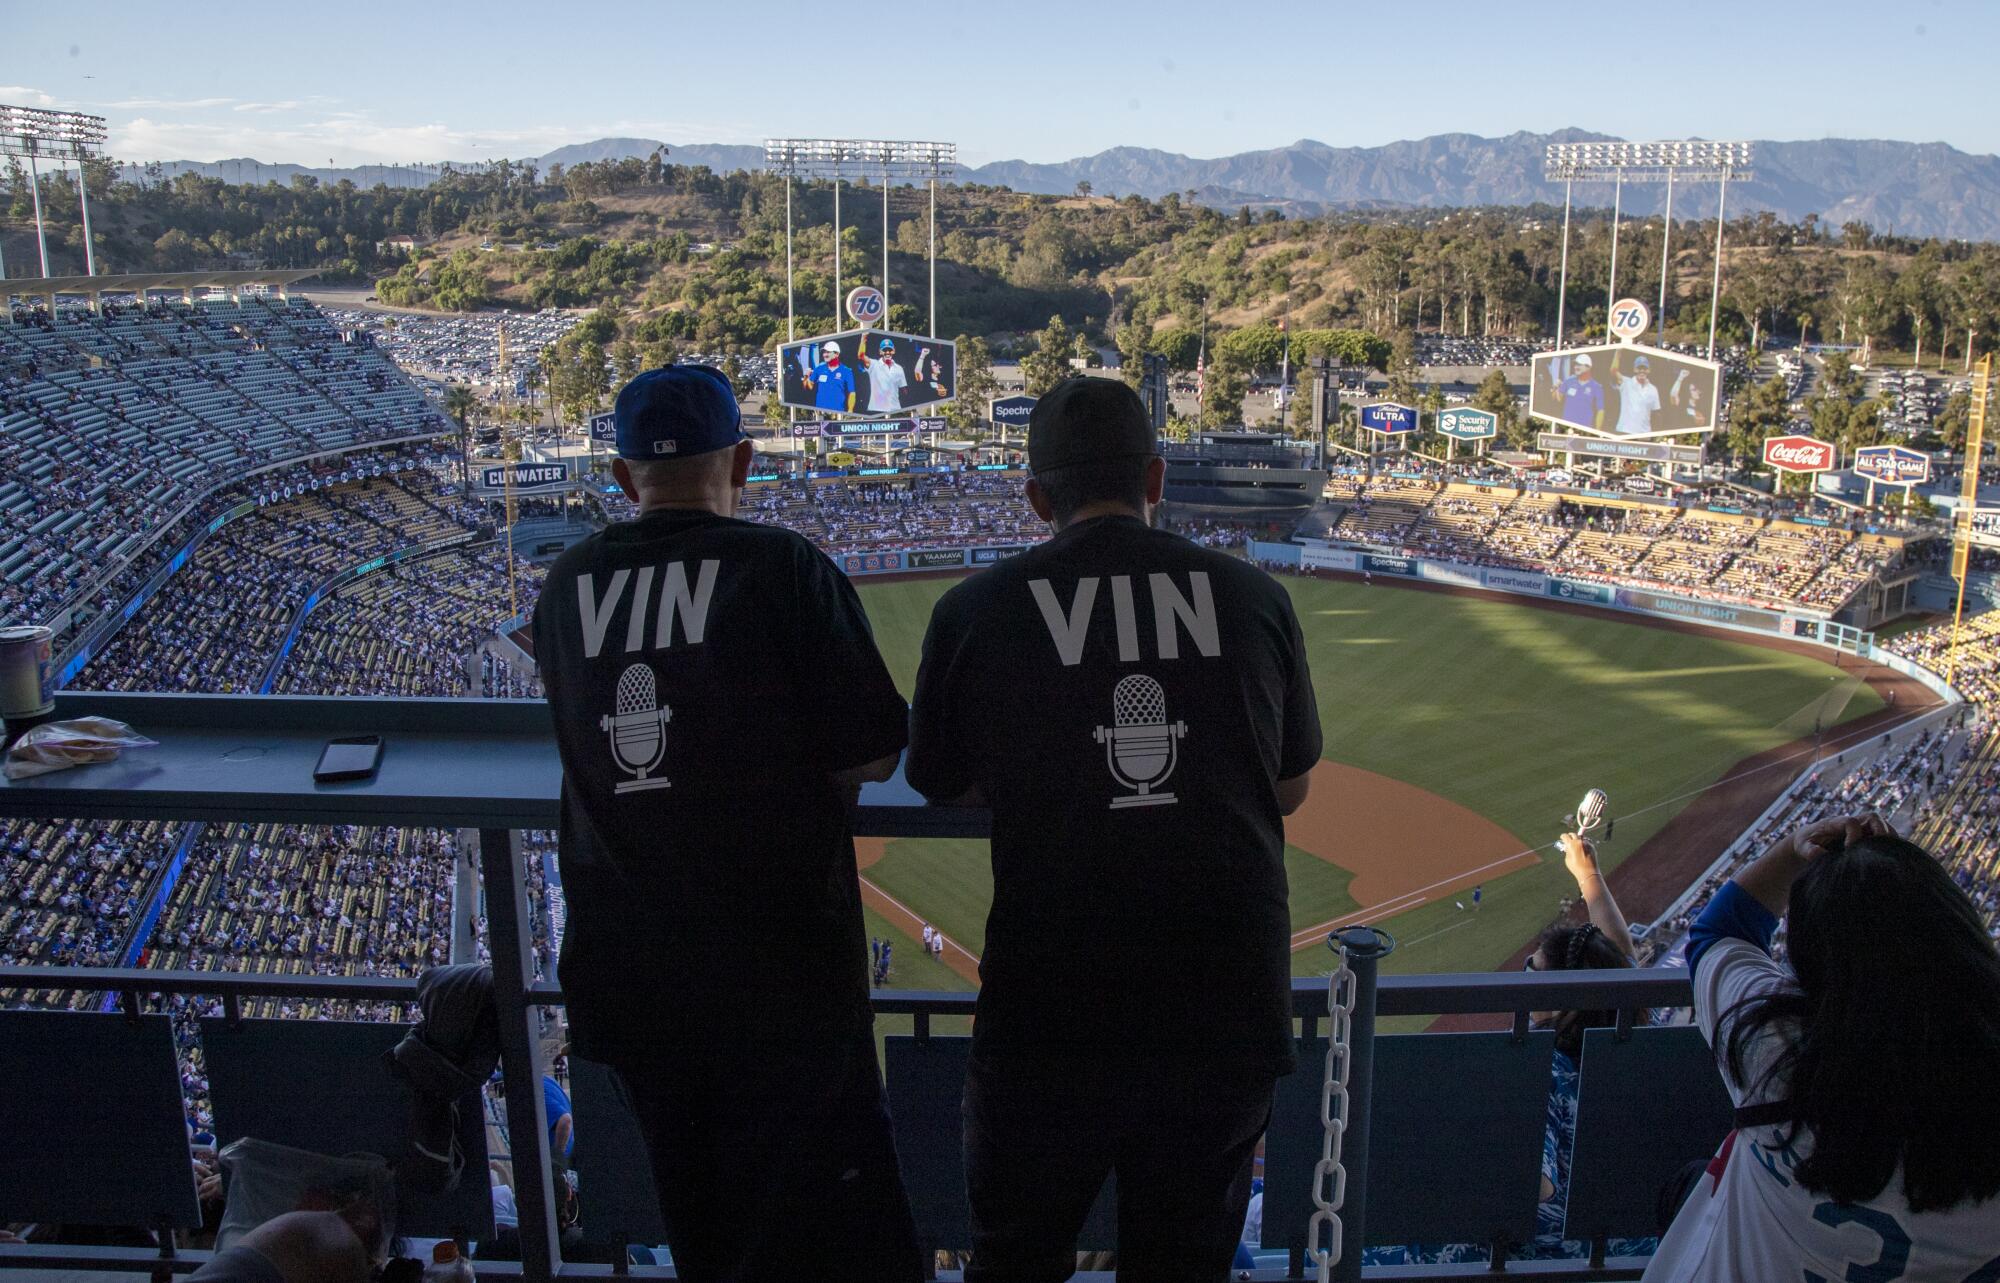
[1762,434,1837,474]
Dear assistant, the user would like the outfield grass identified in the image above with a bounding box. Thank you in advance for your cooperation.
[855,574,1883,977]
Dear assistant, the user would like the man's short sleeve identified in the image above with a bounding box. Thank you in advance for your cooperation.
[794,544,908,772]
[906,596,973,803]
[1277,596,1323,780]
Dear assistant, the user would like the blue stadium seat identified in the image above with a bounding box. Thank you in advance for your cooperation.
[1263,1031,1554,1258]
[1565,1025,1736,1243]
[882,1036,1116,1254]
[0,1010,203,1230]
[200,1017,493,1240]
[565,1057,666,1246]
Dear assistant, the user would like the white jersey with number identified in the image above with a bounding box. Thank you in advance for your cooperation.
[864,357,908,413]
[1615,375,1662,435]
[1641,939,2000,1282]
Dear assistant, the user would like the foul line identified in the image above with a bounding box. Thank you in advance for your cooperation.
[858,874,983,984]
[1289,848,1541,948]
[1285,702,1939,952]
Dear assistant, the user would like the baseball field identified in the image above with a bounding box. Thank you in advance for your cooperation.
[849,572,1919,1005]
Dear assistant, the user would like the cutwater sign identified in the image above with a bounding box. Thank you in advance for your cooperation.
[1853,444,1931,486]
[1436,408,1499,441]
[1359,403,1418,435]
[479,462,570,491]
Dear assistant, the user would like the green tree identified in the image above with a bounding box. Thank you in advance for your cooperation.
[1020,315,1078,396]
[1201,354,1249,426]
[442,385,479,494]
[1114,320,1152,389]
[943,335,998,434]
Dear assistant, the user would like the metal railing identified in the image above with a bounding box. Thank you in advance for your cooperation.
[0,692,1696,1281]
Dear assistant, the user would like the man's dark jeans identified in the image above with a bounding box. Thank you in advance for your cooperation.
[963,1053,1274,1283]
[606,1034,922,1283]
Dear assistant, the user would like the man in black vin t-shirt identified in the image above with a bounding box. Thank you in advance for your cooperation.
[531,365,920,1282]
[908,376,1323,1281]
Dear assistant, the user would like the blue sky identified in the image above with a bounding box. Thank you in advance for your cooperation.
[5,0,1997,167]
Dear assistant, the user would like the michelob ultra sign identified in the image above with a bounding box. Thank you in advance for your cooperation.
[1359,403,1418,435]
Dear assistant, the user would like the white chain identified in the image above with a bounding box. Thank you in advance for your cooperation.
[1306,942,1357,1283]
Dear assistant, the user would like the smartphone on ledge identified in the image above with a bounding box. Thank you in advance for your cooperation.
[314,735,383,783]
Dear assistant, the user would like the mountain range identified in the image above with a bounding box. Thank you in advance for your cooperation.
[119,130,2000,241]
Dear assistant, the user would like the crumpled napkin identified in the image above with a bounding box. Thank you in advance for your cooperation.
[5,716,158,780]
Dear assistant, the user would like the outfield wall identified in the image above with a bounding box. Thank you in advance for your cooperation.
[1251,541,1824,645]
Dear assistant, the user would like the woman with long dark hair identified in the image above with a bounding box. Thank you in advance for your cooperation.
[1645,813,2000,1281]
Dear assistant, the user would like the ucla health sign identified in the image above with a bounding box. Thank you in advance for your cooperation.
[479,461,571,491]
[1436,407,1499,441]
[1359,403,1418,435]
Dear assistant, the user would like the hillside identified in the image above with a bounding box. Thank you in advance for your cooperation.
[114,129,2000,241]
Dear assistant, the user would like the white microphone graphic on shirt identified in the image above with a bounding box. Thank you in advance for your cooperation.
[602,663,672,794]
[1094,674,1187,809]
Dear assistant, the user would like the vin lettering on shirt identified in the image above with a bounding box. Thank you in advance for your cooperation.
[1028,571,1221,666]
[577,559,721,658]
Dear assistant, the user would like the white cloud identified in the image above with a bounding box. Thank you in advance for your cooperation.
[0,86,57,107]
[104,96,238,110]
[109,108,765,166]
[232,101,303,114]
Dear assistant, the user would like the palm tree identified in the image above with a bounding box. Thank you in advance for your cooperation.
[443,385,478,496]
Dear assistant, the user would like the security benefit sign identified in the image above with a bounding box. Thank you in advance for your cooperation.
[477,461,571,493]
[1358,403,1418,436]
[779,329,957,417]
[1761,434,1837,474]
[1530,343,1720,439]
[1853,444,1932,486]
[1436,407,1499,442]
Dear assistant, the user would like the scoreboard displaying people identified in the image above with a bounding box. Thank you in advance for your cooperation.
[1529,343,1720,439]
[779,329,957,417]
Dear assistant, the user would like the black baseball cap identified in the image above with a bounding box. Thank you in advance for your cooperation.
[1026,376,1157,475]
[613,364,745,460]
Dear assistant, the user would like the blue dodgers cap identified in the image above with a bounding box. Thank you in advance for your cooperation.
[612,364,744,460]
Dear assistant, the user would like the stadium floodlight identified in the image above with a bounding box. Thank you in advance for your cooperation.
[0,104,110,281]
[764,139,960,374]
[1542,141,1755,357]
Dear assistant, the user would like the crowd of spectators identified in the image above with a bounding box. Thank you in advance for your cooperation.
[593,469,1045,554]
[75,469,483,694]
[276,547,545,698]
[0,298,446,628]
[1303,470,1907,614]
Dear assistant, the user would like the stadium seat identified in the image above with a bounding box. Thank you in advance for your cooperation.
[1564,1026,1737,1244]
[1262,1031,1554,1258]
[565,1057,667,1245]
[0,1010,203,1230]
[200,1017,493,1240]
[883,1035,1117,1254]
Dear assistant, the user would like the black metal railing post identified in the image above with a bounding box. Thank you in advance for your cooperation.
[479,826,559,1281]
[1331,926,1393,1283]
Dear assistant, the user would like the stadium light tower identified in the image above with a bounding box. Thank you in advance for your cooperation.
[765,139,958,341]
[0,104,110,280]
[1544,140,1753,357]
